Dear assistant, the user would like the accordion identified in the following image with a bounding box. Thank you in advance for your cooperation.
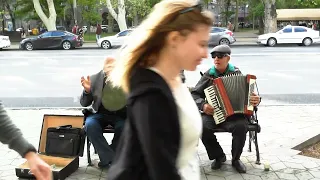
[204,73,257,125]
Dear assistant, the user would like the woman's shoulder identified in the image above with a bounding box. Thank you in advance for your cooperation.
[129,67,172,98]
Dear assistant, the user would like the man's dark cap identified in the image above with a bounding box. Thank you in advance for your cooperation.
[210,45,231,55]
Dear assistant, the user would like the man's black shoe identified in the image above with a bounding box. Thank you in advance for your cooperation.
[211,155,227,170]
[232,160,246,173]
[98,162,111,169]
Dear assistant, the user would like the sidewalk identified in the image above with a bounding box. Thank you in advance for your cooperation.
[1,105,320,179]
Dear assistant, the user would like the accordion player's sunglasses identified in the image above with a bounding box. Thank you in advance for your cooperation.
[212,53,229,59]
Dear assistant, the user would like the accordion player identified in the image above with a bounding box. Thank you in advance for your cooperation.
[204,73,257,125]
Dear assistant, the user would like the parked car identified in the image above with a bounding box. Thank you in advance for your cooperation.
[19,31,83,50]
[257,25,320,47]
[208,27,236,46]
[0,35,11,49]
[97,29,133,49]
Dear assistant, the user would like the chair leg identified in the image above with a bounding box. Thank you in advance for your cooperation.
[254,131,261,165]
[87,136,93,166]
[248,131,252,152]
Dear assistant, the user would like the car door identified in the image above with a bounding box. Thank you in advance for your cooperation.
[50,31,64,48]
[293,27,308,43]
[114,30,131,46]
[34,32,53,49]
[209,28,224,45]
[277,27,293,44]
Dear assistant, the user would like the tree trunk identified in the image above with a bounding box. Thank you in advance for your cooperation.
[4,0,15,30]
[117,0,127,31]
[263,0,277,33]
[234,0,239,31]
[108,13,114,33]
[224,0,231,26]
[258,16,264,34]
[133,10,139,27]
[106,0,127,31]
[33,0,57,31]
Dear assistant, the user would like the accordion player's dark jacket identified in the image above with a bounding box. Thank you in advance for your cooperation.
[191,65,241,111]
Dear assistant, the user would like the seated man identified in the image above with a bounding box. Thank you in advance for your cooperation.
[80,57,126,169]
[191,45,260,173]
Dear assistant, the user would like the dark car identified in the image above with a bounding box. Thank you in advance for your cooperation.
[19,30,83,50]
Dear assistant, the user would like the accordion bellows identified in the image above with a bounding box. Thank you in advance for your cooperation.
[204,74,256,125]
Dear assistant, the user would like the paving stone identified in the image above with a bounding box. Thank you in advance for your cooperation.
[310,171,320,178]
[2,107,320,180]
[302,161,320,169]
[241,173,262,180]
[294,171,315,180]
[250,162,265,170]
[86,166,102,176]
[246,168,269,176]
[0,160,14,167]
[225,174,244,180]
[68,173,100,180]
[276,172,299,180]
[271,162,287,171]
[277,168,306,174]
[283,162,306,170]
[206,174,226,180]
[260,172,280,180]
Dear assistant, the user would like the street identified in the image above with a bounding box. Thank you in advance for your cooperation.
[1,46,320,107]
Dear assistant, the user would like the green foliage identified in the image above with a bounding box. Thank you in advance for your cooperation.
[124,0,161,20]
[15,0,67,21]
[126,0,152,18]
[276,0,320,9]
[221,10,235,19]
[251,3,264,17]
[78,0,101,25]
[295,0,320,8]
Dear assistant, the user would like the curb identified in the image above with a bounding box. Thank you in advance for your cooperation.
[3,44,262,51]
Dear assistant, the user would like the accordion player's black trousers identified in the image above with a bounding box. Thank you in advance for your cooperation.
[201,114,248,161]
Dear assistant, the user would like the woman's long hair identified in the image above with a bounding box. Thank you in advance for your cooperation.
[110,0,213,93]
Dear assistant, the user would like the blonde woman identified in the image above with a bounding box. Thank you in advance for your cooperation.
[108,0,213,179]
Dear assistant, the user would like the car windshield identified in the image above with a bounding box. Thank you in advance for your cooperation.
[64,31,76,36]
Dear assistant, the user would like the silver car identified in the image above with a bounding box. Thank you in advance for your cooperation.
[208,27,236,46]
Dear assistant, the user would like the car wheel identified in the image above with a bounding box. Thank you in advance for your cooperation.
[101,40,111,49]
[62,41,72,50]
[219,38,230,45]
[302,38,312,46]
[25,42,33,51]
[267,38,277,47]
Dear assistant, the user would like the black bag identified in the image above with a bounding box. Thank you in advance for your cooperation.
[45,125,84,157]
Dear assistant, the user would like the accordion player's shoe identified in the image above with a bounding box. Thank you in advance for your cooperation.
[232,160,246,173]
[210,154,226,170]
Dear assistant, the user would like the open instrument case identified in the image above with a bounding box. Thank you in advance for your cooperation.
[15,114,85,180]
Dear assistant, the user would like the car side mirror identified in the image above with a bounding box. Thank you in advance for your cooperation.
[38,35,42,38]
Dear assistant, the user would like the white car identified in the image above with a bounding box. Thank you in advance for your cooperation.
[0,35,11,49]
[97,29,133,49]
[257,25,320,47]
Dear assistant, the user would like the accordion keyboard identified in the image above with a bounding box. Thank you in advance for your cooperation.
[204,86,226,124]
[247,78,256,111]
